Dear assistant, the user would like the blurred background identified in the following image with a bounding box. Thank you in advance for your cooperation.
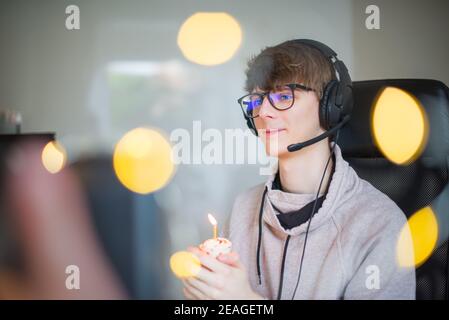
[0,0,448,299]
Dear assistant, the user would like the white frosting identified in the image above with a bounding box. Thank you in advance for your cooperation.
[199,237,232,258]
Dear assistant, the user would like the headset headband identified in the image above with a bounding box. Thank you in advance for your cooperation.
[292,39,352,106]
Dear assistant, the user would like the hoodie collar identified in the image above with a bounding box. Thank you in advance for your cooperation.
[262,143,350,236]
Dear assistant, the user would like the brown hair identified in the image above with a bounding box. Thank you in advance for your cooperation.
[244,40,336,99]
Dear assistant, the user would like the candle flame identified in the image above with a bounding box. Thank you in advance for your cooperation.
[208,213,217,226]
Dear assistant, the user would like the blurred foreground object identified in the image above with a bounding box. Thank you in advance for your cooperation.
[0,138,126,299]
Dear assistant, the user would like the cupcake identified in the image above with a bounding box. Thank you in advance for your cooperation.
[199,237,232,258]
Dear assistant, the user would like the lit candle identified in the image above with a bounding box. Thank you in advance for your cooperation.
[208,213,218,239]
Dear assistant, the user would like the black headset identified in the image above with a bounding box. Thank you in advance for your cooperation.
[244,39,353,152]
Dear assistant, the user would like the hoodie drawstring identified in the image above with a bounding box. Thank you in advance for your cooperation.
[277,235,291,300]
[256,186,268,285]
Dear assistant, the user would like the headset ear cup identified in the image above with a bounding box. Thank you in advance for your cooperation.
[341,84,354,117]
[327,82,342,128]
[319,80,337,130]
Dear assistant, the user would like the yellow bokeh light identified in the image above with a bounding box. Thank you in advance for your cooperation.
[170,251,201,278]
[113,128,175,194]
[41,140,67,174]
[371,87,429,165]
[397,206,438,267]
[177,12,242,66]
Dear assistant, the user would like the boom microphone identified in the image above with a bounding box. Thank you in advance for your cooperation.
[287,115,350,152]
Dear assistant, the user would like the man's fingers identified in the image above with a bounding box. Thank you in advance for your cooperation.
[217,252,241,267]
[183,287,195,300]
[200,254,231,274]
[182,279,210,300]
[187,246,206,257]
[183,284,206,300]
[186,276,212,297]
[187,246,231,274]
[194,266,228,289]
[182,280,198,300]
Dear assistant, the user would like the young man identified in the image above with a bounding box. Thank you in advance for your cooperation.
[183,39,416,300]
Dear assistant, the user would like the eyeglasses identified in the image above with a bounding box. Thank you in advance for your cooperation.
[237,83,313,119]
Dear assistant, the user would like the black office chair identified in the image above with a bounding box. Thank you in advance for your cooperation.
[340,79,449,300]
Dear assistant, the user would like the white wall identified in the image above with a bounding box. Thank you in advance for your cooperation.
[352,0,449,85]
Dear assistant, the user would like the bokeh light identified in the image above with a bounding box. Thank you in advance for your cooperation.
[371,87,429,165]
[177,12,242,66]
[397,206,438,267]
[170,251,201,278]
[41,140,67,174]
[113,127,175,194]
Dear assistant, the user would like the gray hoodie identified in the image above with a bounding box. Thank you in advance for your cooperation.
[226,144,416,299]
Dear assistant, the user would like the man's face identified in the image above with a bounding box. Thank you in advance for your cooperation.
[253,86,324,158]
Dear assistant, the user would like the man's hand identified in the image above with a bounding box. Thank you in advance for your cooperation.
[182,247,263,300]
